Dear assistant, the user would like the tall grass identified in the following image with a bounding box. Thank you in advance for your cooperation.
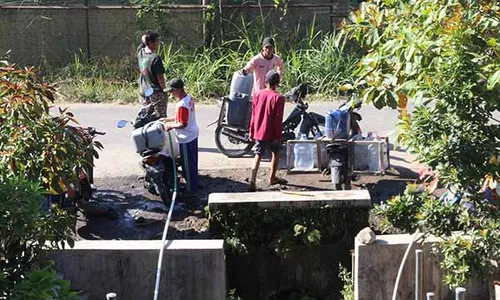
[43,16,361,103]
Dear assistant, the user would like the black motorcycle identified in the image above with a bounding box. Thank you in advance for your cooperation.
[117,109,177,207]
[325,100,363,190]
[213,83,325,158]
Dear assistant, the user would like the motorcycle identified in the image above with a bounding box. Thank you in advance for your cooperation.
[213,83,326,158]
[117,108,178,207]
[325,99,363,190]
[48,126,105,210]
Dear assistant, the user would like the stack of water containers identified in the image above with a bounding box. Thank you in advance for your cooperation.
[293,134,315,171]
[227,72,253,127]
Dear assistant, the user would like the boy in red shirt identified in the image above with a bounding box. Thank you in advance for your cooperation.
[248,70,287,192]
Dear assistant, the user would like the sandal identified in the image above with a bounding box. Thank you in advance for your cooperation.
[269,177,288,186]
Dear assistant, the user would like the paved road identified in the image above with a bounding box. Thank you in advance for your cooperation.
[58,101,420,178]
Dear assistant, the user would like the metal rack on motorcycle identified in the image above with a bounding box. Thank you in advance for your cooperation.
[285,136,391,175]
[285,139,323,173]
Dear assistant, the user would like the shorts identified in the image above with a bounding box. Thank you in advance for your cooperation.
[254,140,281,156]
[140,91,168,118]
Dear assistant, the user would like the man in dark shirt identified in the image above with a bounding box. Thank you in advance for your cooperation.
[137,30,168,117]
[248,70,287,192]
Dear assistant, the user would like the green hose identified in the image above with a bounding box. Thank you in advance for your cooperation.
[153,129,178,300]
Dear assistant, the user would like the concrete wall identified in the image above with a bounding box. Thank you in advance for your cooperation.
[355,234,494,300]
[47,240,226,300]
[0,0,350,66]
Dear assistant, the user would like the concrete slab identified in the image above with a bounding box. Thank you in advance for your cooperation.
[48,240,225,300]
[208,190,371,208]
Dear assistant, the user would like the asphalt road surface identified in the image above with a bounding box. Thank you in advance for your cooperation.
[57,101,421,179]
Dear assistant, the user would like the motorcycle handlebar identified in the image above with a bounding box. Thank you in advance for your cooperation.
[87,127,106,136]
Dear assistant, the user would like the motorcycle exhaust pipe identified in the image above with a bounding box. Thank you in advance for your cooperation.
[221,127,249,143]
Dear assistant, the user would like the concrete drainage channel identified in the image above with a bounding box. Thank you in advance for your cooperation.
[49,190,371,299]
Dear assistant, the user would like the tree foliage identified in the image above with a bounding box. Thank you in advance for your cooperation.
[343,0,500,187]
[344,0,500,289]
[0,60,103,194]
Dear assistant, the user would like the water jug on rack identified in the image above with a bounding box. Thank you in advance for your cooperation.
[294,134,314,171]
[326,108,351,139]
[226,72,254,127]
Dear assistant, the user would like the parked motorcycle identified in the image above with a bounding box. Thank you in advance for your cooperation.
[213,83,325,158]
[117,109,178,207]
[325,99,363,190]
[49,126,105,209]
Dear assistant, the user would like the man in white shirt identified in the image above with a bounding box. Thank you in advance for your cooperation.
[162,78,199,194]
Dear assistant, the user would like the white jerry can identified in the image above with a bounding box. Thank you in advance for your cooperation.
[131,121,166,153]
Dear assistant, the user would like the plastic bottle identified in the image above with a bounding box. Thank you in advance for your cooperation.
[311,131,325,168]
[325,110,334,138]
[294,134,314,170]
[368,136,381,171]
[381,139,389,170]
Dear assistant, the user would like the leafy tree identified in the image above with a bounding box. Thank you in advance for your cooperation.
[343,0,500,289]
[0,60,102,195]
[0,61,100,297]
[344,0,499,187]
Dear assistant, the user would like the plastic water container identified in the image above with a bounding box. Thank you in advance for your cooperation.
[352,135,369,170]
[227,94,251,127]
[311,132,327,169]
[227,72,253,127]
[294,134,314,170]
[326,108,351,139]
[381,140,388,170]
[161,130,180,158]
[367,143,380,171]
[229,71,253,100]
[325,110,334,138]
[131,121,165,153]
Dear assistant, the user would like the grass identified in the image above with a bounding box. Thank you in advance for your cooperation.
[42,18,362,104]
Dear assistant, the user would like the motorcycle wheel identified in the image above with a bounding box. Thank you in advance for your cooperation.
[159,159,177,207]
[215,124,254,158]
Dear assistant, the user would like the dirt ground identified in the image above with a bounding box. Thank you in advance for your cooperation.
[74,162,419,241]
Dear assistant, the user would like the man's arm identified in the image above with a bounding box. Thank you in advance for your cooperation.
[276,56,284,78]
[248,95,257,140]
[165,107,189,131]
[157,74,166,90]
[152,56,167,90]
[241,56,256,74]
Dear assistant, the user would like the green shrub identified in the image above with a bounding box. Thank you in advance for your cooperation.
[208,205,368,257]
[0,176,74,298]
[0,61,103,194]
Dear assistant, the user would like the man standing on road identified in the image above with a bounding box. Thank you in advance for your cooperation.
[240,37,284,96]
[162,79,200,196]
[248,70,287,192]
[137,30,168,117]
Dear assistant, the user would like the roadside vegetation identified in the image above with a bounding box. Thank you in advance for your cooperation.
[1,61,102,298]
[344,0,500,291]
[41,21,361,104]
